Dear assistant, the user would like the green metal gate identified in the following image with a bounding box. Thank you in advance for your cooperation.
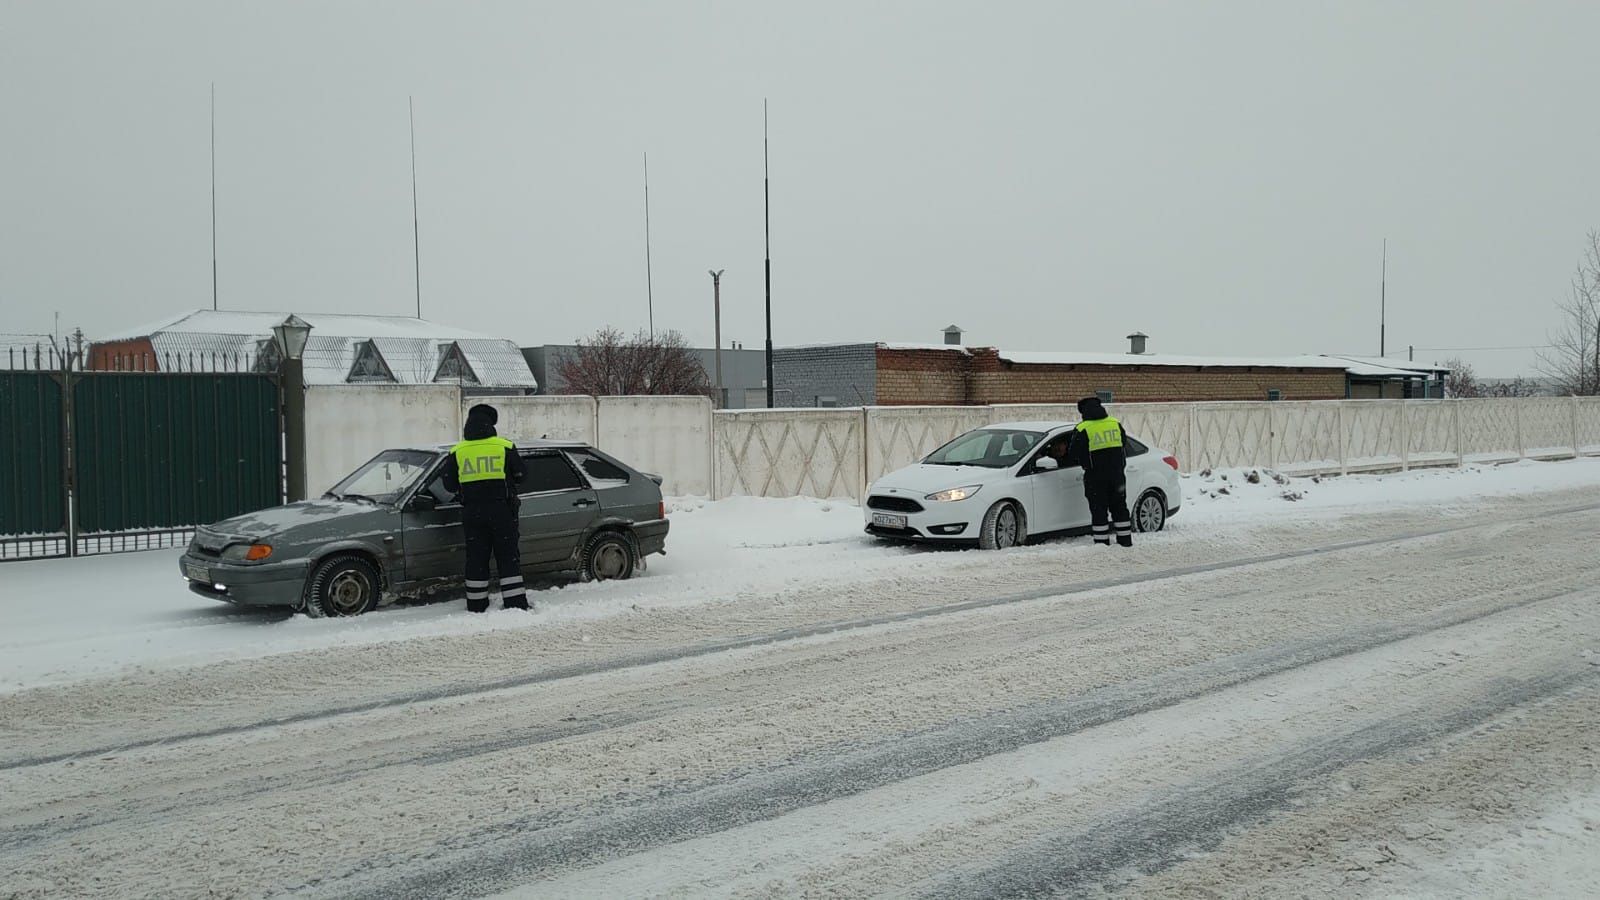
[0,372,67,557]
[72,373,281,548]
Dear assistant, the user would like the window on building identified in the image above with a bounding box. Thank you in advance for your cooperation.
[816,395,839,408]
[433,342,480,385]
[347,340,396,383]
[1096,390,1114,404]
[1267,389,1283,401]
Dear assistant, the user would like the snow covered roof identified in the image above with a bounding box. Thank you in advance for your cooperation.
[872,343,1444,378]
[0,334,62,368]
[1322,355,1451,376]
[95,310,537,388]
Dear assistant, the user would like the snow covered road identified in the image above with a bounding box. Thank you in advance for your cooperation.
[2,461,1600,897]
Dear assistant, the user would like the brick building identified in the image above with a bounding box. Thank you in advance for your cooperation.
[775,334,1443,407]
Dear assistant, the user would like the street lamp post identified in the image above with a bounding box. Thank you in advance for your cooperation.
[271,314,313,503]
[708,269,725,407]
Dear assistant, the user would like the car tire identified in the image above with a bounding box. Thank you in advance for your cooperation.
[978,500,1025,550]
[1133,489,1168,533]
[303,555,382,618]
[581,531,636,582]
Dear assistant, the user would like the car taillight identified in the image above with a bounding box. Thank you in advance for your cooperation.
[1163,455,1180,471]
[659,501,666,519]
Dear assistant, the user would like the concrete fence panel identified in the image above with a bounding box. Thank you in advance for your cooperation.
[1189,403,1273,470]
[1458,399,1521,462]
[1579,397,1600,455]
[1520,397,1578,459]
[714,409,865,501]
[864,406,994,484]
[1403,400,1458,468]
[1111,402,1192,469]
[1341,401,1405,471]
[475,395,598,445]
[1271,402,1342,475]
[598,396,713,496]
[306,385,460,496]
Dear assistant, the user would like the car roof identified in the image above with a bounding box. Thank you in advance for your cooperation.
[399,438,593,453]
[986,420,1076,433]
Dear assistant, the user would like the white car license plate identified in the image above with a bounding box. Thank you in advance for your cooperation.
[872,513,908,529]
[185,561,209,583]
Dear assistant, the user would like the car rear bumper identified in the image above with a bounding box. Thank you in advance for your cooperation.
[634,518,670,556]
[179,553,308,608]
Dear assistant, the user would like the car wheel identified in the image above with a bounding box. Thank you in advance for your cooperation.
[581,531,636,582]
[978,500,1025,550]
[303,555,382,618]
[1134,490,1168,533]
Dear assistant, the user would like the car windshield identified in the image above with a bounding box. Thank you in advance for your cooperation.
[923,429,1044,468]
[327,449,436,505]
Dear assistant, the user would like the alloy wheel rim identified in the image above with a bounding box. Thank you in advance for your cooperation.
[997,507,1017,547]
[1138,495,1164,531]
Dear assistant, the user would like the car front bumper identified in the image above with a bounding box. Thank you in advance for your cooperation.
[863,494,986,542]
[179,553,309,608]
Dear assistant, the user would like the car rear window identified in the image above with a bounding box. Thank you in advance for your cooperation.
[563,448,630,486]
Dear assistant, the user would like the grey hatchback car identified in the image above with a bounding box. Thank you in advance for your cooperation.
[178,440,670,617]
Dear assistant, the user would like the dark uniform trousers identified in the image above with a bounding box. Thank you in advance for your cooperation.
[463,501,527,612]
[1085,468,1133,547]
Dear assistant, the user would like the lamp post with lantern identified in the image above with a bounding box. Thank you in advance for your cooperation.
[272,315,313,502]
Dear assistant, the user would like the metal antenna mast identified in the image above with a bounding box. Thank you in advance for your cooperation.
[410,96,422,319]
[644,152,655,339]
[211,82,218,311]
[1380,238,1387,357]
[764,100,773,408]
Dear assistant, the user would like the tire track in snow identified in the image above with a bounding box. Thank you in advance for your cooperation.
[922,675,1598,899]
[7,501,1598,773]
[316,587,1594,899]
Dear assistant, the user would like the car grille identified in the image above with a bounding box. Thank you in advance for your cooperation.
[867,495,924,513]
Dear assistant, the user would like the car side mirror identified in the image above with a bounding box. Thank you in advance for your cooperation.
[1034,456,1060,471]
[409,493,437,511]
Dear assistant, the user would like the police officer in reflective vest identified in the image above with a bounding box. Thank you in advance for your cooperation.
[441,403,529,611]
[1071,395,1133,547]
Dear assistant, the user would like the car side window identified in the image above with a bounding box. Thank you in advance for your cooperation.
[520,451,586,494]
[1124,437,1149,457]
[1030,434,1079,471]
[563,448,630,486]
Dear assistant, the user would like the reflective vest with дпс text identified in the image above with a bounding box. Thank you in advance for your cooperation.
[1077,416,1124,452]
[452,436,514,483]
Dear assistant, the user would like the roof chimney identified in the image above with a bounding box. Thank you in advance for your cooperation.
[943,324,963,346]
[1127,332,1149,355]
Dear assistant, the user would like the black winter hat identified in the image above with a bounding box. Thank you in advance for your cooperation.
[466,403,499,425]
[1076,396,1103,417]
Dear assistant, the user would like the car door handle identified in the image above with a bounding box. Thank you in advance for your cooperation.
[572,499,594,508]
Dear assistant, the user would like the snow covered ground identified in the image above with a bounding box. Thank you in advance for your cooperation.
[2,458,1599,898]
[3,457,1598,693]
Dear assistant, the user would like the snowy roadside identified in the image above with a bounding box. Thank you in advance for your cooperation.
[0,456,1597,693]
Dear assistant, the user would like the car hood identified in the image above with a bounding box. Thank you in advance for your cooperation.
[870,464,1009,495]
[204,498,383,540]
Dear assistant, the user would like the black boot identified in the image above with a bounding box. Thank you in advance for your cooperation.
[1117,534,1133,547]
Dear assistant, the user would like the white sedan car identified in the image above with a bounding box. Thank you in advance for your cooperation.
[863,421,1182,549]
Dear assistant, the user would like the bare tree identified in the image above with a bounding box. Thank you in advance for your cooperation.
[1538,231,1600,396]
[555,327,712,397]
[1441,357,1480,398]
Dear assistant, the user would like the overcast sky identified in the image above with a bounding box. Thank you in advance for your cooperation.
[3,1,1597,376]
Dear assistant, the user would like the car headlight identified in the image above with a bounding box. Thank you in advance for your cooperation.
[925,485,982,502]
[222,543,274,562]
